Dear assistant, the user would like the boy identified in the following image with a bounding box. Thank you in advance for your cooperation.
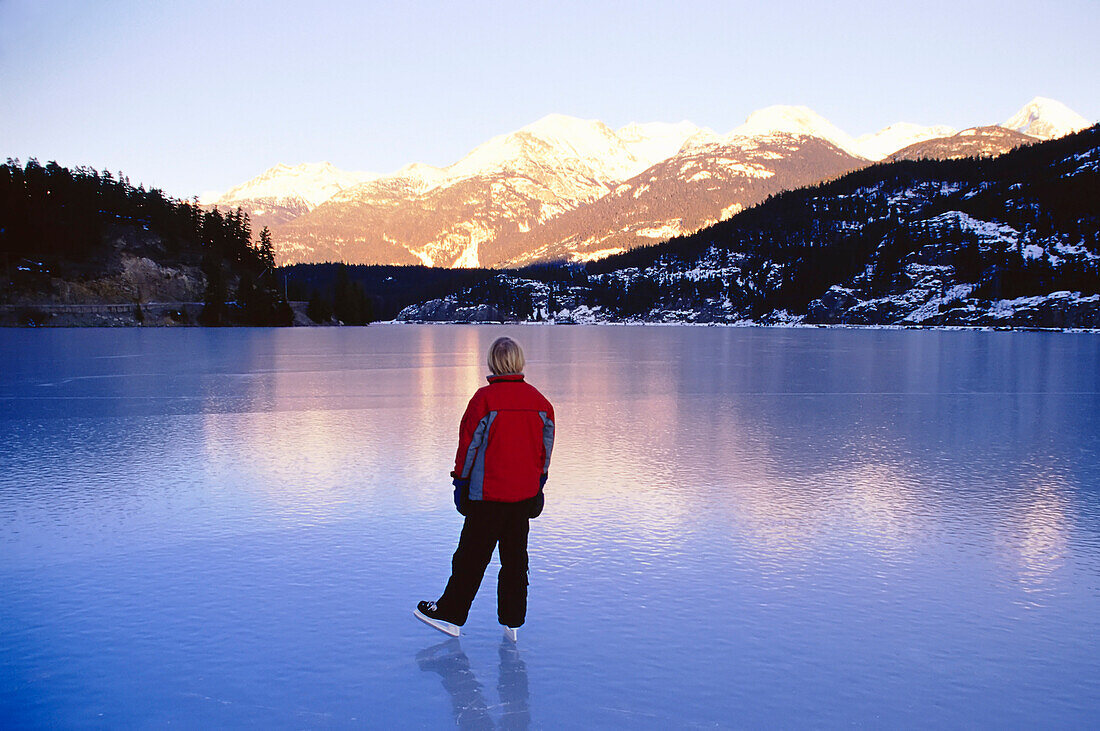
[416,337,555,642]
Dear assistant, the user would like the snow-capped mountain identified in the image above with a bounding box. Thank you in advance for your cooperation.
[212,98,1092,268]
[856,123,958,161]
[727,105,866,159]
[1003,97,1090,140]
[204,162,378,228]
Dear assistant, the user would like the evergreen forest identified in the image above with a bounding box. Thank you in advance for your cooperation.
[0,158,291,325]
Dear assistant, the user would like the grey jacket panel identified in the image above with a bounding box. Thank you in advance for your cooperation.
[539,411,555,473]
[467,411,497,500]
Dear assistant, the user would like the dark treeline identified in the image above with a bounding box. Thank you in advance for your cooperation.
[282,263,496,322]
[1,158,291,325]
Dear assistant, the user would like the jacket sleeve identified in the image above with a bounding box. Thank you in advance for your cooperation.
[452,391,487,479]
[540,402,555,476]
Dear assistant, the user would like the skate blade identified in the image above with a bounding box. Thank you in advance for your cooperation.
[414,608,460,637]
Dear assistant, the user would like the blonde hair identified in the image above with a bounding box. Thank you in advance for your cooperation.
[488,336,525,375]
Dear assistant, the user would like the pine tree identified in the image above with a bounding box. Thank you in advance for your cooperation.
[199,256,228,325]
[258,227,275,269]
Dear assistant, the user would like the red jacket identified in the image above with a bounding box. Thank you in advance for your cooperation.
[452,374,555,503]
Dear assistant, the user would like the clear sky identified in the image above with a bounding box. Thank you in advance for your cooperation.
[1,0,1097,199]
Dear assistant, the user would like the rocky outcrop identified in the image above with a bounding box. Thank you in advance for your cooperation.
[397,299,509,322]
[805,286,860,324]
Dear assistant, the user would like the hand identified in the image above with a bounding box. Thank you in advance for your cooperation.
[530,473,547,518]
[452,476,470,514]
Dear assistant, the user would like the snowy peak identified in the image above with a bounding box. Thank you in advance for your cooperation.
[730,105,866,158]
[855,123,958,161]
[1004,97,1090,140]
[616,121,707,167]
[210,161,378,208]
[446,114,646,183]
[522,112,614,140]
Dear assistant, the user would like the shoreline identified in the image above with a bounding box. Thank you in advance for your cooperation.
[3,306,1097,334]
[0,301,314,328]
[385,320,1100,334]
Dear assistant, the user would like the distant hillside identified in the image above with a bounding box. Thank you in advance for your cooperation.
[397,126,1100,329]
[0,159,292,326]
[888,126,1035,162]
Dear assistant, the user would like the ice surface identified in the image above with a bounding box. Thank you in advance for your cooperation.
[1,326,1099,727]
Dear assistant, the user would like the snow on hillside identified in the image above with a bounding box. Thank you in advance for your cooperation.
[1004,97,1091,140]
[855,123,958,160]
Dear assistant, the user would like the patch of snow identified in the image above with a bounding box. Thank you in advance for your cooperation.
[719,203,743,220]
[411,249,435,267]
[714,160,774,178]
[924,211,1020,249]
[569,247,626,262]
[636,223,682,239]
[904,283,975,324]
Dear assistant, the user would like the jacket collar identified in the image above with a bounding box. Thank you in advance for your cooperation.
[487,373,525,384]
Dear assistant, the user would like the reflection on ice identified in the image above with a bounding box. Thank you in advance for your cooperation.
[1004,470,1073,603]
[417,637,530,730]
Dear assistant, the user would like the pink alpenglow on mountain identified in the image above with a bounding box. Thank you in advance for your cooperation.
[207,98,1093,269]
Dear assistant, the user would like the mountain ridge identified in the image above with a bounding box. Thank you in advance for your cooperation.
[205,98,1093,269]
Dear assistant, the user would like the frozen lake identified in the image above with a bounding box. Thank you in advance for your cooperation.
[1,325,1099,727]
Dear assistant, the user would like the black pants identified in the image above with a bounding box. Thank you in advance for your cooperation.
[436,499,532,628]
